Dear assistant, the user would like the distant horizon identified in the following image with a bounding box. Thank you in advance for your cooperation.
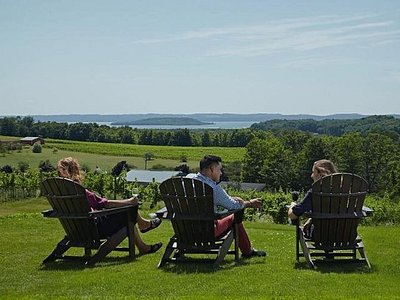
[0,112,386,117]
[4,112,400,125]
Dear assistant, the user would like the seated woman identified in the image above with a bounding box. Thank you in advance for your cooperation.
[287,159,338,237]
[57,157,162,255]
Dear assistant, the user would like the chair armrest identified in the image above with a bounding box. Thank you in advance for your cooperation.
[215,208,243,220]
[362,206,373,216]
[89,204,138,218]
[155,207,168,219]
[42,209,56,218]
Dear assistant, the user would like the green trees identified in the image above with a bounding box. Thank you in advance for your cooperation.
[362,133,394,193]
[242,137,267,183]
[335,132,364,174]
[242,131,400,198]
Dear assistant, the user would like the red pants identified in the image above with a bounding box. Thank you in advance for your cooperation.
[214,214,252,255]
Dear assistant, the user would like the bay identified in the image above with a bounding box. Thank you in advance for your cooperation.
[94,121,254,129]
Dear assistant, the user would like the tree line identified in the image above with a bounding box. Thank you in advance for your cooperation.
[2,115,400,147]
[0,116,252,147]
[251,115,400,137]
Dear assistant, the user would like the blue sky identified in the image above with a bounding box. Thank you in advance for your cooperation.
[1,0,399,116]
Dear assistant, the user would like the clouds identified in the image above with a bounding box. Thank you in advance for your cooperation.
[132,14,400,58]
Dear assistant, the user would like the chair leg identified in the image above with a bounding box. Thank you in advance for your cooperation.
[158,239,175,268]
[214,230,234,268]
[86,227,127,266]
[127,208,136,259]
[296,223,300,262]
[234,223,239,261]
[43,237,71,263]
[298,227,315,269]
[358,247,371,269]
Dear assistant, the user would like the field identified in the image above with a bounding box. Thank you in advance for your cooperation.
[0,136,245,171]
[0,198,399,299]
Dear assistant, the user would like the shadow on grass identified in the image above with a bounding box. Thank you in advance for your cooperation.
[38,256,136,271]
[160,257,266,274]
[293,260,373,274]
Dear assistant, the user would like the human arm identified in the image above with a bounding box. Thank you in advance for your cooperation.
[287,202,298,219]
[105,196,139,208]
[287,189,312,220]
[242,198,263,209]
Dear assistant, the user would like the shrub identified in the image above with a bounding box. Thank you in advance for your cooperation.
[38,160,55,173]
[8,142,22,151]
[1,165,13,174]
[150,164,170,171]
[32,142,42,153]
[111,161,128,177]
[174,164,190,174]
[17,161,30,173]
[81,163,90,173]
[364,194,400,225]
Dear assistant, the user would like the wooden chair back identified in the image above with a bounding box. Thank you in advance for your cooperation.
[311,173,368,249]
[40,177,100,246]
[159,177,217,248]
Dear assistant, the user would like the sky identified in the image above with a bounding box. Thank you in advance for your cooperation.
[1,0,399,116]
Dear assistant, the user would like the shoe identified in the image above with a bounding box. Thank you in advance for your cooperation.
[242,249,267,258]
[143,242,163,255]
[140,218,162,233]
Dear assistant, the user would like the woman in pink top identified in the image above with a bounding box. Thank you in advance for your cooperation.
[57,157,162,255]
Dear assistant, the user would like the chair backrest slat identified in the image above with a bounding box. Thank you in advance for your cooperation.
[311,173,367,248]
[160,177,216,247]
[40,177,99,244]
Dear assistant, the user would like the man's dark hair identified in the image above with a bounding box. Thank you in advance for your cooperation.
[199,155,222,171]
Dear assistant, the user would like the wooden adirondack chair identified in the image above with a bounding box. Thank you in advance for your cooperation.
[295,173,371,269]
[157,177,243,268]
[40,177,138,266]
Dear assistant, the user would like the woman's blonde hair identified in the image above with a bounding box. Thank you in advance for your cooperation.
[313,159,338,177]
[57,157,84,183]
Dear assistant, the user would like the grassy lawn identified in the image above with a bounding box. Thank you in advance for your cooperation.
[0,198,399,299]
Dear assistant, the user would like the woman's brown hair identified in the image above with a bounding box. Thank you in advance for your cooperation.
[313,159,338,177]
[57,157,84,183]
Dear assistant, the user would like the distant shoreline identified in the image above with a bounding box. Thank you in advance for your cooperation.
[111,117,213,126]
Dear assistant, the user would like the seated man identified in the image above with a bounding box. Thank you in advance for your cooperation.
[192,155,266,258]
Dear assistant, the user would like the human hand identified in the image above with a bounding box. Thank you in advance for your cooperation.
[249,198,262,209]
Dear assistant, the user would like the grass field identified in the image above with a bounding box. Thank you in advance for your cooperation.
[0,147,190,172]
[44,139,245,162]
[0,198,399,299]
[0,136,245,172]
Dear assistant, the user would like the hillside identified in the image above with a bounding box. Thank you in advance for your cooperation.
[111,117,212,126]
[9,113,387,123]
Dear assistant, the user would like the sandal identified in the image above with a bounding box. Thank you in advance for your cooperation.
[143,242,162,255]
[140,218,162,233]
[242,248,267,259]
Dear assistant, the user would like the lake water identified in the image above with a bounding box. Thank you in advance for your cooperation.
[96,121,255,129]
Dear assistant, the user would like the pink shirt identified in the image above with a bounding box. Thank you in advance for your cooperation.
[85,189,108,210]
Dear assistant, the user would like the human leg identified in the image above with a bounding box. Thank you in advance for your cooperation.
[214,215,252,255]
[96,212,162,255]
[136,212,161,233]
[133,226,162,255]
